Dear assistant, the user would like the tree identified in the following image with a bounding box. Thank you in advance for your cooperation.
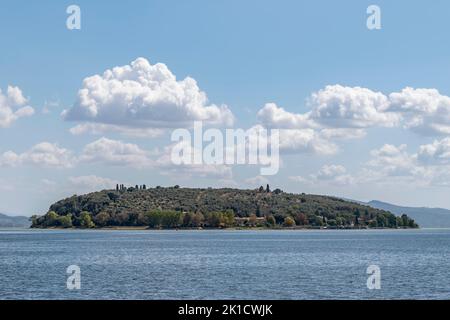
[376,215,387,228]
[146,211,162,228]
[191,212,204,227]
[30,215,39,228]
[327,219,337,227]
[94,212,110,227]
[222,211,235,227]
[45,211,59,227]
[205,212,222,228]
[401,214,409,227]
[294,213,307,225]
[274,214,284,225]
[160,211,182,228]
[258,186,264,192]
[313,215,323,227]
[408,218,418,228]
[266,184,270,193]
[59,214,73,228]
[265,215,276,226]
[80,211,95,228]
[284,216,295,227]
[249,213,257,226]
[396,216,403,228]
[116,184,119,191]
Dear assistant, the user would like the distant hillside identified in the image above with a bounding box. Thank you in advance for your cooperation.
[0,213,31,228]
[31,186,418,229]
[368,200,450,228]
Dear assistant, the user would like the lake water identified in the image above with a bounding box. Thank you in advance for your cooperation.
[0,228,449,300]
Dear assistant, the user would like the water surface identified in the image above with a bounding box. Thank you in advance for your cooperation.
[1,229,449,299]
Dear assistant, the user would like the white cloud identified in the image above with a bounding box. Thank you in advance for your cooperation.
[359,144,442,186]
[248,125,338,156]
[289,164,354,186]
[367,144,420,177]
[319,128,367,140]
[0,142,74,168]
[69,123,165,138]
[79,137,153,168]
[309,85,399,128]
[154,140,233,179]
[316,164,347,179]
[245,175,270,186]
[257,103,315,129]
[279,129,339,155]
[256,85,450,149]
[417,138,450,165]
[63,57,234,135]
[255,86,401,155]
[69,175,120,192]
[0,86,35,128]
[388,87,450,135]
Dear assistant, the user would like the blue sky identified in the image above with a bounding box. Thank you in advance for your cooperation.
[2,0,450,215]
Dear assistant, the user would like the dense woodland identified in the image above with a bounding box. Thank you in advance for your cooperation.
[31,185,419,229]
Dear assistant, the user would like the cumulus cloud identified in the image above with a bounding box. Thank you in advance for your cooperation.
[79,137,154,168]
[63,57,234,135]
[257,85,399,129]
[417,138,450,165]
[76,137,233,179]
[0,86,34,128]
[309,85,399,128]
[154,140,233,179]
[255,85,399,154]
[257,84,450,139]
[257,103,315,129]
[278,129,339,155]
[388,87,450,135]
[0,142,74,168]
[247,125,338,156]
[362,143,450,187]
[367,144,421,177]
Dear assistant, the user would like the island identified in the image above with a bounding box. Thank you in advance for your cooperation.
[31,185,418,229]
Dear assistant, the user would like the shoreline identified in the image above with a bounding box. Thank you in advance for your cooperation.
[27,226,418,231]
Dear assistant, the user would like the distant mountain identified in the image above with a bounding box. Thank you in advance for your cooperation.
[367,200,450,228]
[0,213,31,228]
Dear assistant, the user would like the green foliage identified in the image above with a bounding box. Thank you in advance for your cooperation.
[284,216,295,227]
[265,215,276,226]
[33,187,419,229]
[59,214,73,228]
[146,210,163,228]
[80,211,95,228]
[160,211,182,228]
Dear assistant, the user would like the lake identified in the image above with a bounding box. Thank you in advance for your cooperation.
[1,228,449,300]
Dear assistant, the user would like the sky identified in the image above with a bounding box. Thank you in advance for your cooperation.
[2,0,450,215]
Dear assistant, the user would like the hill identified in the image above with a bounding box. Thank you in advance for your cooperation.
[368,200,450,228]
[0,213,31,228]
[31,186,418,229]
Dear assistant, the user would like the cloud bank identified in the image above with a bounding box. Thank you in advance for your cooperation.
[63,58,234,135]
